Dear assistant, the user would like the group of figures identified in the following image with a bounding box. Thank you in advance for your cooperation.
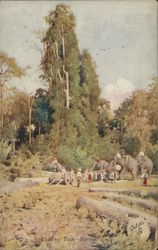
[82,168,117,183]
[48,151,153,186]
[92,151,153,181]
[48,158,75,185]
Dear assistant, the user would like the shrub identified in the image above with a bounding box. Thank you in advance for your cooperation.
[27,136,51,155]
[57,145,92,170]
[10,149,41,177]
[150,128,158,145]
[0,141,12,163]
[57,138,119,170]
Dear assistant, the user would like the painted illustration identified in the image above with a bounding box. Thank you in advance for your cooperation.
[0,1,157,249]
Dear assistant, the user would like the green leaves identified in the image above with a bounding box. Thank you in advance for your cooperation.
[33,96,52,129]
[58,145,92,170]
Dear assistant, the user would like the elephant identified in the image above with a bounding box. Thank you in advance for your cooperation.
[114,155,139,180]
[137,156,153,176]
[47,162,62,172]
[92,160,109,171]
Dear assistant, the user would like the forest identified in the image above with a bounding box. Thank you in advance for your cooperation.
[0,4,158,180]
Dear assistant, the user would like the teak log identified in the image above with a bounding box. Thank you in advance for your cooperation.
[88,188,157,200]
[88,188,141,196]
[0,180,39,194]
[102,192,157,212]
[76,196,157,234]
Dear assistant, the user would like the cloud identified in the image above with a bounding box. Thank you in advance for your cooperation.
[103,78,135,110]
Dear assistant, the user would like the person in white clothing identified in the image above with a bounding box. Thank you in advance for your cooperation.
[77,169,82,187]
[138,151,145,158]
[116,153,122,159]
[70,168,74,185]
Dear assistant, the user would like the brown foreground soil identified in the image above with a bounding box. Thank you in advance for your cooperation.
[0,177,157,250]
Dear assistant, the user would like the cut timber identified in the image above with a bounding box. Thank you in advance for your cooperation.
[88,188,141,196]
[88,188,157,200]
[76,196,157,236]
[15,177,48,184]
[0,180,39,194]
[103,192,157,212]
[48,172,70,185]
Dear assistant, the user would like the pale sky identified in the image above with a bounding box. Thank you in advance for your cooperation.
[0,0,157,109]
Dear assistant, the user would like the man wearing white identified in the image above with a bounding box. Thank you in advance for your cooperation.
[116,153,122,159]
[77,169,82,187]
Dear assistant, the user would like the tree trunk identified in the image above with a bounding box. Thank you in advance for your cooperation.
[152,114,157,126]
[13,139,16,154]
[102,192,157,212]
[63,66,70,109]
[60,27,70,110]
[76,196,157,236]
[88,188,142,196]
[88,188,157,199]
[0,84,3,129]
[28,96,32,145]
[55,41,59,60]
[0,180,39,194]
[61,30,65,58]
[38,124,41,136]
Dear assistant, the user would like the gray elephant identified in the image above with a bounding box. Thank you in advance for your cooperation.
[92,160,109,171]
[47,161,62,172]
[114,155,139,180]
[137,156,153,176]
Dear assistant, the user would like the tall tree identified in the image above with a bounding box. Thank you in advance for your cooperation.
[40,4,103,167]
[114,80,158,150]
[146,78,158,127]
[2,89,29,148]
[8,90,29,126]
[41,4,81,142]
[0,51,26,135]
